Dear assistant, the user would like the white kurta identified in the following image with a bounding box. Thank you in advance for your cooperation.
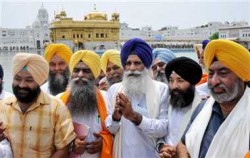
[0,90,13,100]
[71,90,110,158]
[40,81,51,95]
[165,90,201,146]
[105,81,169,158]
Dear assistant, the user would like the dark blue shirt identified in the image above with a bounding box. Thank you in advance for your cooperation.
[181,101,226,158]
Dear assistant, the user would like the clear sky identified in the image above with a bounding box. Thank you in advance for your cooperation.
[0,0,249,30]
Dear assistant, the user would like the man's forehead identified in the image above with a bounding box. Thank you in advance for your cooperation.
[50,54,66,63]
[126,54,141,61]
[75,61,89,68]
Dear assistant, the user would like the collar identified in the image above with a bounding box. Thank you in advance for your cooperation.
[5,91,51,113]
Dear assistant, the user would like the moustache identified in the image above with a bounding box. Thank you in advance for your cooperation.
[124,70,142,77]
[72,77,90,85]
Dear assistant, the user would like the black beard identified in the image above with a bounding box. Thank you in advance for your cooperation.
[155,72,167,83]
[68,78,97,118]
[169,86,195,108]
[0,82,3,94]
[12,85,41,103]
[48,68,69,95]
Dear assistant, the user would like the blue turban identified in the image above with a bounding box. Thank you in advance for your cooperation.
[0,65,3,79]
[153,48,176,64]
[121,38,153,68]
[202,39,210,50]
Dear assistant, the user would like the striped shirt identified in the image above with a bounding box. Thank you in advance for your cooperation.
[0,91,76,158]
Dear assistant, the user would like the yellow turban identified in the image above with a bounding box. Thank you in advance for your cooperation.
[100,49,122,74]
[44,43,73,65]
[12,53,49,85]
[204,39,250,81]
[69,50,101,79]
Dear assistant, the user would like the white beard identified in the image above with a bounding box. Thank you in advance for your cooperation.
[122,69,151,98]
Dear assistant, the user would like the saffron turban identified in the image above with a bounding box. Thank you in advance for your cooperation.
[153,48,176,64]
[12,53,49,86]
[44,43,73,65]
[165,57,202,85]
[100,49,122,74]
[69,50,101,79]
[204,39,250,81]
[0,65,3,79]
[121,38,153,68]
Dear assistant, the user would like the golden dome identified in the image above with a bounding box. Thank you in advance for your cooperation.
[85,11,107,21]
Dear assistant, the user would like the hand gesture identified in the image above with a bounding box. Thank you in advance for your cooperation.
[0,122,6,142]
[159,144,176,158]
[73,136,87,154]
[86,132,103,154]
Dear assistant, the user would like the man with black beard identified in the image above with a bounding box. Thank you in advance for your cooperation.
[0,53,76,158]
[152,48,176,83]
[105,38,169,158]
[59,50,113,158]
[0,64,13,100]
[158,57,202,158]
[41,43,73,95]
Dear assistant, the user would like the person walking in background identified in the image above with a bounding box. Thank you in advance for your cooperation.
[100,49,124,90]
[152,48,176,83]
[0,64,13,100]
[105,38,169,158]
[41,43,73,95]
[158,57,203,158]
[0,53,76,158]
[177,39,250,158]
[59,50,113,158]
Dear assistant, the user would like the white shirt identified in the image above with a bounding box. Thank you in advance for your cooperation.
[0,90,13,100]
[165,90,202,146]
[105,81,169,158]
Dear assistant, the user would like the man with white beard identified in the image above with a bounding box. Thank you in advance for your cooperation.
[105,38,169,158]
[59,50,113,158]
[41,43,72,95]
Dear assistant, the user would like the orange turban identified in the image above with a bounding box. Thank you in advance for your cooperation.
[12,53,49,85]
[44,43,73,65]
[204,39,250,81]
[100,49,122,74]
[69,50,101,79]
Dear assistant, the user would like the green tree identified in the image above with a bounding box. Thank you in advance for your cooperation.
[209,32,219,40]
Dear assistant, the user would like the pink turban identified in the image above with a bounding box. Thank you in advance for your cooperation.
[12,53,49,85]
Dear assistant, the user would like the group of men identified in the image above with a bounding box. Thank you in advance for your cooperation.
[0,37,249,158]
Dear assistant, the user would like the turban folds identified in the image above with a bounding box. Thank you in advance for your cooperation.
[44,43,73,65]
[153,48,176,64]
[204,39,250,81]
[165,57,202,85]
[69,50,101,79]
[12,53,49,86]
[0,65,3,79]
[121,38,153,68]
[100,49,122,74]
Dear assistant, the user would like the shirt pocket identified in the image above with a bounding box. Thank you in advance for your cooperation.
[27,126,54,152]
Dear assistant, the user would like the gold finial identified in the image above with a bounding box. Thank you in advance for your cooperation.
[94,4,96,11]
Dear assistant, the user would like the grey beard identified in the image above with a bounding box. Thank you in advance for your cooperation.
[67,78,97,118]
[48,68,70,95]
[155,72,168,83]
